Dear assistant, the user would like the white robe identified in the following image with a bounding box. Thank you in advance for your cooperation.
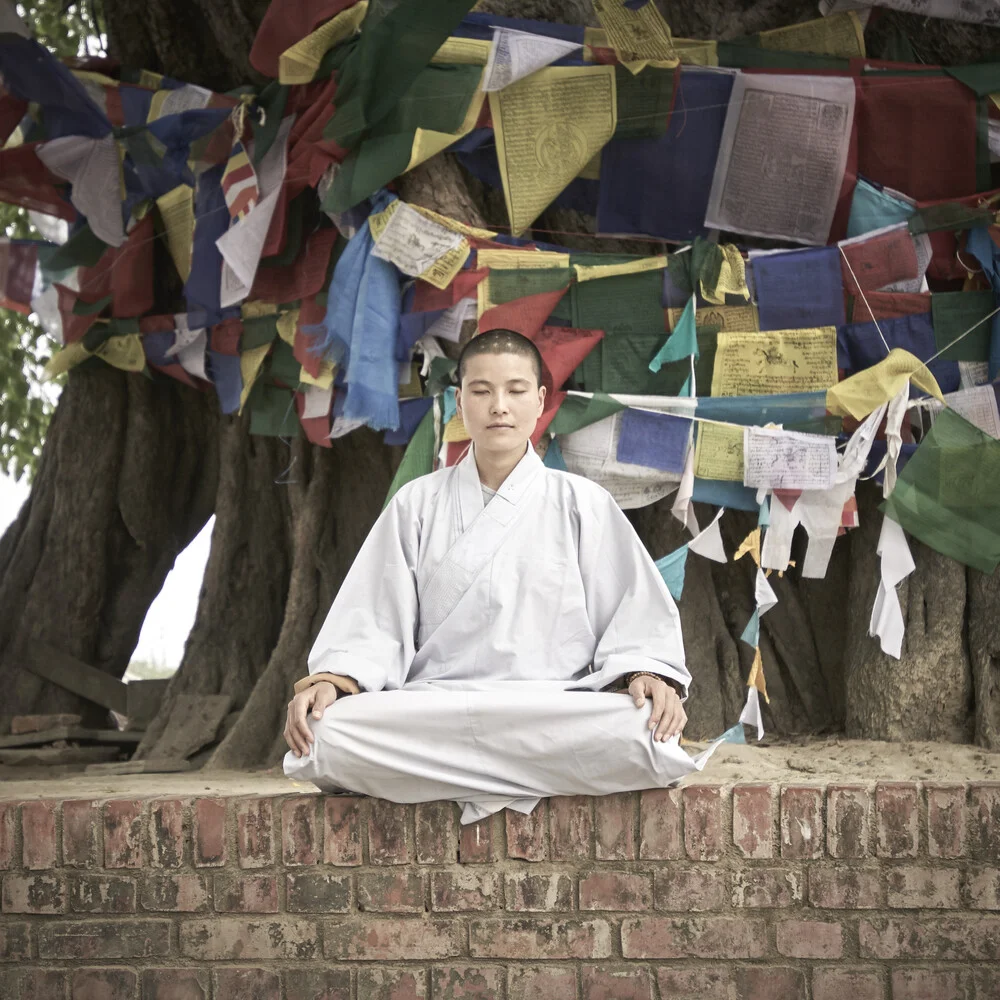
[285,443,716,821]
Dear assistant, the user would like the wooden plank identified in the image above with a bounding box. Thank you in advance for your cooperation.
[85,758,193,775]
[0,746,120,766]
[12,714,82,734]
[21,641,127,714]
[0,727,143,749]
[151,694,233,760]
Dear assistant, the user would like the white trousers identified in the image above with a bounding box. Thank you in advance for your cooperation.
[283,689,719,823]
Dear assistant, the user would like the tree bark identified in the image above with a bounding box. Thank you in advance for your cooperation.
[4,0,1000,762]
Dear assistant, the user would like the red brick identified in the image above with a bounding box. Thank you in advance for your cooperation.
[431,966,503,999]
[213,967,281,1000]
[21,800,57,869]
[416,801,457,864]
[505,872,573,911]
[969,783,1000,860]
[731,867,803,908]
[508,966,576,1000]
[69,874,136,913]
[2,873,66,913]
[282,798,318,866]
[180,917,320,960]
[193,798,227,867]
[0,921,30,960]
[37,919,171,959]
[550,796,593,861]
[286,872,351,912]
[358,967,427,1000]
[811,968,883,1000]
[780,786,823,860]
[732,784,774,859]
[235,798,273,868]
[0,803,15,870]
[358,871,425,912]
[875,782,919,858]
[103,799,143,868]
[927,784,965,859]
[283,967,351,1000]
[62,800,98,868]
[621,916,767,959]
[2,969,67,1000]
[213,873,278,913]
[470,918,612,959]
[965,865,1000,909]
[141,968,209,1000]
[655,967,731,1000]
[776,918,843,958]
[887,865,961,908]
[827,785,869,858]
[460,818,493,864]
[431,871,501,912]
[595,792,635,860]
[683,786,724,861]
[325,917,464,960]
[70,968,137,1000]
[809,866,884,908]
[891,967,972,1000]
[654,868,726,911]
[581,871,652,911]
[734,967,805,1000]
[581,965,653,1000]
[148,799,184,868]
[323,797,363,866]
[140,874,210,912]
[506,805,547,861]
[369,799,410,865]
[859,915,1000,960]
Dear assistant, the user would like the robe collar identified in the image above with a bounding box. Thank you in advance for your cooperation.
[457,441,544,528]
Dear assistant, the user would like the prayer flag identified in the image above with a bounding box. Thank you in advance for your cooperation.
[655,545,688,600]
[615,407,691,473]
[751,248,845,331]
[220,140,259,220]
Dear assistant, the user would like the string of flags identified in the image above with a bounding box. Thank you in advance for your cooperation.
[3,0,1000,733]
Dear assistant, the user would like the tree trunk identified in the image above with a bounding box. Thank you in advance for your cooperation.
[4,0,1000,762]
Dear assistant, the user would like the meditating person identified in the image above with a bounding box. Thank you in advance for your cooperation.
[283,328,716,823]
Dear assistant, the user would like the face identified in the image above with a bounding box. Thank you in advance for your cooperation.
[455,351,546,454]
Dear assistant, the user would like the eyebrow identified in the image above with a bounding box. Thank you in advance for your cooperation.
[466,377,532,387]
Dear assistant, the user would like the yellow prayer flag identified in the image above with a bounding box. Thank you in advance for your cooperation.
[156,185,195,282]
[757,11,865,59]
[476,248,571,316]
[672,38,719,67]
[747,647,769,702]
[667,304,759,332]
[701,244,749,305]
[42,341,91,380]
[300,360,336,389]
[278,1,369,84]
[991,93,1000,114]
[398,362,423,400]
[431,37,492,65]
[734,528,762,567]
[489,65,616,236]
[442,413,470,442]
[408,86,486,174]
[826,348,944,421]
[96,334,146,373]
[137,70,163,90]
[239,343,272,413]
[276,309,300,346]
[693,423,746,482]
[241,301,279,319]
[592,0,679,73]
[574,255,666,283]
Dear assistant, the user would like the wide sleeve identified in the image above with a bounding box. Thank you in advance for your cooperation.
[306,486,420,692]
[572,490,691,699]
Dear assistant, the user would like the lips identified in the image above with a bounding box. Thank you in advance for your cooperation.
[487,424,514,429]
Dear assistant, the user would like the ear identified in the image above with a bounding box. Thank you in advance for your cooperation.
[454,386,462,416]
[537,384,546,416]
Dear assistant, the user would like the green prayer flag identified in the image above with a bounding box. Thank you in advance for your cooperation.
[717,40,848,71]
[882,407,1000,574]
[249,384,301,438]
[946,63,1000,98]
[931,291,994,362]
[384,406,436,508]
[241,315,279,351]
[38,223,107,272]
[487,267,572,306]
[267,338,301,386]
[649,296,698,371]
[908,202,995,236]
[548,392,625,437]
[613,64,675,140]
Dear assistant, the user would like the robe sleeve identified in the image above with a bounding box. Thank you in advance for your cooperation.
[306,486,420,692]
[573,489,691,700]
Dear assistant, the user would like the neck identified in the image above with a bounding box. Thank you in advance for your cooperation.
[473,441,528,491]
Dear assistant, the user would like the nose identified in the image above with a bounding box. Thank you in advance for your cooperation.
[491,396,510,415]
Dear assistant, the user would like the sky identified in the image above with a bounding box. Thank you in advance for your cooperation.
[0,471,211,670]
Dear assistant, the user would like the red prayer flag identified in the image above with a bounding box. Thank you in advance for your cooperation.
[412,268,488,311]
[249,0,361,78]
[840,226,919,294]
[251,226,339,302]
[849,291,930,323]
[479,287,569,340]
[0,144,76,220]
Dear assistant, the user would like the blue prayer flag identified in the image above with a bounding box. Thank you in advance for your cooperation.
[751,247,846,331]
[616,407,691,473]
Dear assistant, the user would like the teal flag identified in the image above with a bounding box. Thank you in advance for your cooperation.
[649,295,698,372]
[655,544,688,601]
[543,436,568,471]
[739,609,760,649]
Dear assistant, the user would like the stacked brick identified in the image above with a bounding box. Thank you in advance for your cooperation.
[0,782,998,999]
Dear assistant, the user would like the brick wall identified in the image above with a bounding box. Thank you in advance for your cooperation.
[1,782,999,999]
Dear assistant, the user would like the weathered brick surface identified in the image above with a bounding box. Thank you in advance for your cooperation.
[2,782,1000,990]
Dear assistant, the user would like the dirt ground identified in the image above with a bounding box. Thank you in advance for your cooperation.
[1,737,997,801]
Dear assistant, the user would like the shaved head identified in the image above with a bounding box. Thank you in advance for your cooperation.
[457,329,543,387]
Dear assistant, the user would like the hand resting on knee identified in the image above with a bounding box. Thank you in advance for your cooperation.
[284,681,338,758]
